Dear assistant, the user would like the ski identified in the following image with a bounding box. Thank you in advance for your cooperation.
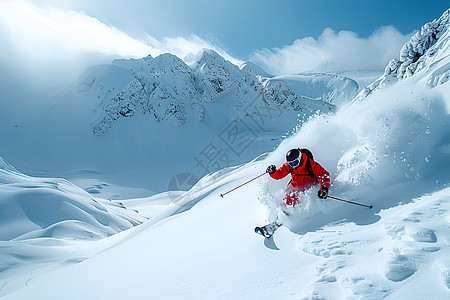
[254,221,282,238]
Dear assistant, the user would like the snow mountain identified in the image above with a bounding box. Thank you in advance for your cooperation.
[78,49,357,136]
[82,50,257,135]
[0,40,362,197]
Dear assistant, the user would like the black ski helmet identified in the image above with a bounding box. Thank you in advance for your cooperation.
[286,148,302,168]
[286,148,300,162]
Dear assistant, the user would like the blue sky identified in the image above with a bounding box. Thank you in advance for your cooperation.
[30,0,449,58]
[0,0,449,81]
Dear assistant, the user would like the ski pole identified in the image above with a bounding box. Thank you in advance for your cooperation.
[327,195,373,209]
[220,172,267,198]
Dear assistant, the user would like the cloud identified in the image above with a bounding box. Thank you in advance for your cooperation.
[250,26,413,75]
[0,0,239,86]
[0,0,157,84]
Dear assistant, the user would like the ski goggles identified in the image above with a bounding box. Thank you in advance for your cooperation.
[288,159,300,167]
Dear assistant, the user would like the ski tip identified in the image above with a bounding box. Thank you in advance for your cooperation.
[255,227,267,237]
[219,194,223,198]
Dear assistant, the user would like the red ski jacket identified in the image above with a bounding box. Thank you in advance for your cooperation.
[270,153,330,192]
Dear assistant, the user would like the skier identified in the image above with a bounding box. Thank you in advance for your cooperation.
[255,148,330,238]
[266,148,331,208]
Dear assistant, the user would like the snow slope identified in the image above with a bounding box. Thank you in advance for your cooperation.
[1,152,450,299]
[0,156,154,295]
[2,8,450,299]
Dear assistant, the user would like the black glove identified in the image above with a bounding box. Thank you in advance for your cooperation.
[318,187,328,199]
[266,165,276,175]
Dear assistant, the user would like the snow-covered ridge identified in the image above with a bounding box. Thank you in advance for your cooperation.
[266,73,359,108]
[354,8,450,102]
[0,158,147,242]
[79,49,357,135]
